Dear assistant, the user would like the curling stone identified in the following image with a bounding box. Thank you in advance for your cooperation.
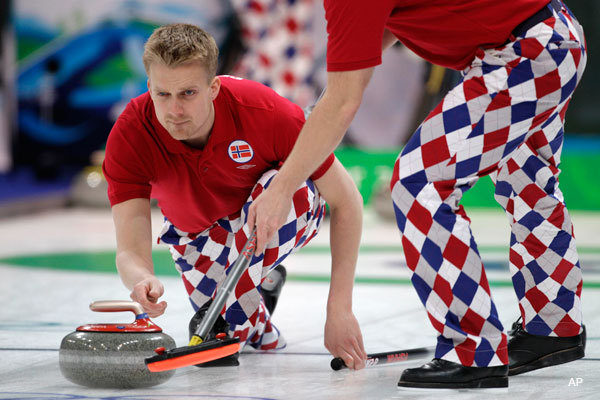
[59,300,176,388]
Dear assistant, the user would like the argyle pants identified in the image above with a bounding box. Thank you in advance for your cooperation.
[159,170,326,350]
[391,2,586,367]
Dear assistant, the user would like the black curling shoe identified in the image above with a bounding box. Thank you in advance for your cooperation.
[398,358,508,389]
[188,300,240,367]
[508,320,585,376]
[261,264,287,315]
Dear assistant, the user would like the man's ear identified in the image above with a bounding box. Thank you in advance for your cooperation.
[209,76,221,100]
[147,79,151,93]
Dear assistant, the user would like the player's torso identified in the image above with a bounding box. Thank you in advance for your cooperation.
[147,78,284,232]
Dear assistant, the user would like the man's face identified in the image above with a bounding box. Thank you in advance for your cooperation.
[148,61,220,146]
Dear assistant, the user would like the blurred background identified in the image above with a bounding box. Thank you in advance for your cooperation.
[0,0,598,218]
[1,3,599,396]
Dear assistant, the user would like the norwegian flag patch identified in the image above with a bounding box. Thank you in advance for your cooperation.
[228,140,254,163]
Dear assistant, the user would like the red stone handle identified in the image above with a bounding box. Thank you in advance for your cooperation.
[89,300,146,317]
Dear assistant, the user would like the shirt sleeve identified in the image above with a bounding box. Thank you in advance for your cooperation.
[324,0,393,71]
[102,113,154,206]
[272,97,336,181]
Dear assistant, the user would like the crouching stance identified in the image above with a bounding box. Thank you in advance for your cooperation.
[103,24,367,368]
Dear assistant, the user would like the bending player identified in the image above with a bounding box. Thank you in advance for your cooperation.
[249,0,586,389]
[102,23,367,369]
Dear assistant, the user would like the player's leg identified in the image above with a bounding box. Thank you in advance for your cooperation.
[227,169,326,350]
[491,2,587,372]
[493,125,585,376]
[159,169,326,351]
[391,64,509,371]
[394,0,587,387]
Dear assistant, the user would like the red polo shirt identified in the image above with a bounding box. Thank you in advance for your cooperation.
[325,0,550,71]
[103,76,335,233]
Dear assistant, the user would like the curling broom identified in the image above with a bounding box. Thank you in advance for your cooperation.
[145,229,258,372]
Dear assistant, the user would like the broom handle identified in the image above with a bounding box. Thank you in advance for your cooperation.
[330,346,433,370]
[193,229,257,340]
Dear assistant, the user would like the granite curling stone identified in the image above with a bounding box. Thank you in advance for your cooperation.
[59,300,176,388]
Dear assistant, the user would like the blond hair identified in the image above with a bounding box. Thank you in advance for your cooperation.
[142,23,219,80]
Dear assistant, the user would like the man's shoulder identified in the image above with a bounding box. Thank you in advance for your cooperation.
[218,75,284,112]
[218,75,304,124]
[109,92,156,146]
[119,92,152,122]
[112,92,155,134]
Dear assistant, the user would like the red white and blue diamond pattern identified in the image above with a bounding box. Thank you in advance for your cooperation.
[390,2,586,367]
[158,169,326,350]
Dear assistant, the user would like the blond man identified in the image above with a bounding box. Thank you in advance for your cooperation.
[103,24,367,368]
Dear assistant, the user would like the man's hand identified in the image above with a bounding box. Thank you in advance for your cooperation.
[247,183,293,255]
[324,310,367,370]
[129,275,167,318]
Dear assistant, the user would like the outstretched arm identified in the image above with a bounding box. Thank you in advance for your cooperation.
[248,68,374,253]
[112,198,167,317]
[313,158,367,370]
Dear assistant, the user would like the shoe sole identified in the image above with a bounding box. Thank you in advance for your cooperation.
[398,375,508,389]
[509,346,584,376]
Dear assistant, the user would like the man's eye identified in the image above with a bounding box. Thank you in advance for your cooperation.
[157,92,169,97]
[184,90,196,96]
